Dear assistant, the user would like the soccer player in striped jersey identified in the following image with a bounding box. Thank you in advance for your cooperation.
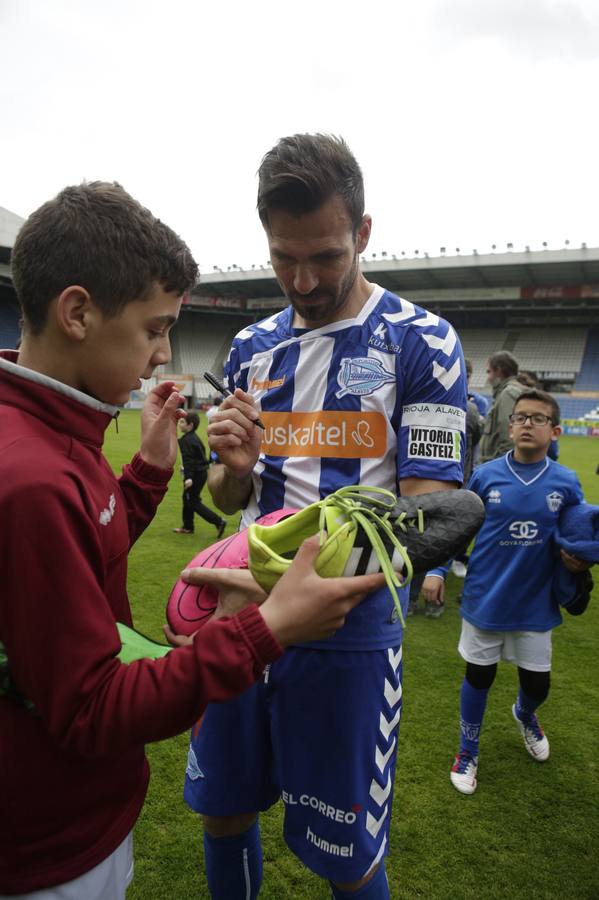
[423,389,591,795]
[184,134,468,899]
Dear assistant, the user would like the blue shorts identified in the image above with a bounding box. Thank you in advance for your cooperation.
[184,645,403,882]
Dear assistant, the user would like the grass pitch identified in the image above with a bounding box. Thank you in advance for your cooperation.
[104,414,599,899]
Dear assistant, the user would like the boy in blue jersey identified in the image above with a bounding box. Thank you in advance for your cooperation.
[423,389,591,795]
[184,134,469,899]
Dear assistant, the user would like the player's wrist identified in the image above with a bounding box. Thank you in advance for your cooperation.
[225,462,254,481]
[220,466,254,501]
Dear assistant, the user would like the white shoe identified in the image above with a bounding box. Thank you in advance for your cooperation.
[512,704,550,761]
[450,751,478,794]
[451,559,468,578]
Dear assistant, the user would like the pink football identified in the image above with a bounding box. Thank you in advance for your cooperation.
[166,508,298,636]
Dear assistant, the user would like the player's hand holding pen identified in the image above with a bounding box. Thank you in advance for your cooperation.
[204,371,265,430]
[204,374,264,479]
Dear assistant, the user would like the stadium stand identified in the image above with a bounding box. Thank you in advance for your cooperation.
[459,327,589,392]
[0,206,25,249]
[0,288,20,349]
[1,231,597,414]
[458,329,507,389]
[574,326,599,391]
[175,312,247,378]
[511,327,586,378]
[554,395,599,420]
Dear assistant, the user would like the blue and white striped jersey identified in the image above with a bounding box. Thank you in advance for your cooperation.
[225,284,467,649]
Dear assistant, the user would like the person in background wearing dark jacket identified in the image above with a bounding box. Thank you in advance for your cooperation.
[174,411,226,537]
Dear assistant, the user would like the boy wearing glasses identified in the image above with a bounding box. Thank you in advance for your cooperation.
[423,389,590,794]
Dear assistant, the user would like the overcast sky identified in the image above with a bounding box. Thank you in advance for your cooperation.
[2,0,598,271]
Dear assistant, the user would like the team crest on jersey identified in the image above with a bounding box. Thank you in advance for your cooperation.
[546,491,564,513]
[487,489,502,504]
[336,357,395,398]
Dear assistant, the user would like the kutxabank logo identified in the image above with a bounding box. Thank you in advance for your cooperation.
[336,357,395,398]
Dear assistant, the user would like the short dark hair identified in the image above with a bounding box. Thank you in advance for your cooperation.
[184,411,200,431]
[257,134,365,235]
[11,181,198,335]
[488,350,519,378]
[513,389,561,425]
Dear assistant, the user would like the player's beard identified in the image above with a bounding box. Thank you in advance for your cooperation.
[286,251,360,326]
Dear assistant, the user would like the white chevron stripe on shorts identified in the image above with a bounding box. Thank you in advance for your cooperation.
[369,770,392,807]
[362,834,388,879]
[362,644,403,858]
[366,806,388,839]
[375,737,397,775]
[388,646,402,672]
[384,677,402,708]
[379,705,401,742]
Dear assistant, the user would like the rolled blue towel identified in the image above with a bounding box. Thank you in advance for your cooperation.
[555,502,599,563]
[552,503,597,614]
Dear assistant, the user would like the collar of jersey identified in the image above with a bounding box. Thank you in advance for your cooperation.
[504,450,549,486]
[0,353,118,417]
[284,283,385,340]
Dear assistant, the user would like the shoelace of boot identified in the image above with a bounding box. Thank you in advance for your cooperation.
[317,485,426,626]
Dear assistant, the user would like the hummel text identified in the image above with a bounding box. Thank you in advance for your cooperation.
[306,826,354,857]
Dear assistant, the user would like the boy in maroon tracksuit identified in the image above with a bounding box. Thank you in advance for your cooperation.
[0,182,385,898]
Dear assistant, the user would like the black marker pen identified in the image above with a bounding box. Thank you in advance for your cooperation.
[203,371,266,430]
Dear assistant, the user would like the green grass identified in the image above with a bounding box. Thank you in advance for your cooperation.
[104,415,599,899]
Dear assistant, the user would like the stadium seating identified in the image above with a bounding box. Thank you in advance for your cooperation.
[460,327,589,391]
[512,328,586,378]
[0,292,20,349]
[574,327,599,391]
[175,312,248,378]
[169,317,595,412]
[553,396,599,420]
[458,329,507,389]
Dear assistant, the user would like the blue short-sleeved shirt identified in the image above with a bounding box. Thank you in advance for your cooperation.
[460,452,584,632]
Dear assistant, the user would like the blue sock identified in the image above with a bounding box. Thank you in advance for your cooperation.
[330,863,389,899]
[515,688,541,724]
[203,820,262,899]
[459,679,489,756]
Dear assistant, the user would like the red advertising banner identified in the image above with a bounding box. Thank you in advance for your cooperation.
[521,285,599,300]
[183,294,246,310]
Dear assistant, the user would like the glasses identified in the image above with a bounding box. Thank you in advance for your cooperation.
[509,413,553,427]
